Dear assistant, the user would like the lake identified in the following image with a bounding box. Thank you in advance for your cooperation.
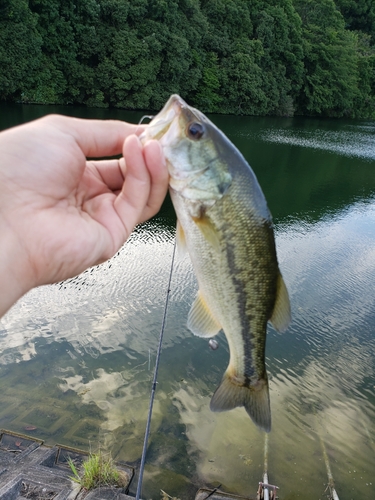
[0,102,374,500]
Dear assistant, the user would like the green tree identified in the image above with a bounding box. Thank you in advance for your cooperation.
[193,52,222,111]
[294,0,361,116]
[94,0,208,109]
[198,0,260,113]
[0,0,43,101]
[352,32,375,117]
[27,0,77,103]
[334,0,375,43]
[197,0,304,115]
[252,0,304,115]
[219,44,267,115]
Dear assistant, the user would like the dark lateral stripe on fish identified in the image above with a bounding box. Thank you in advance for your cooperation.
[223,232,261,380]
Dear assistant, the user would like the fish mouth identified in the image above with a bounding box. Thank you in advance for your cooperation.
[164,94,187,116]
[139,95,185,144]
[140,94,207,146]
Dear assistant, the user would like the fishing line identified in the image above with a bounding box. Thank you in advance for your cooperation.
[139,115,155,124]
[257,434,279,500]
[315,413,340,500]
[135,234,177,500]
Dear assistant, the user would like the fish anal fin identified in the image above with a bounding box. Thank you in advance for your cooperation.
[187,290,221,338]
[176,220,187,256]
[210,372,271,432]
[270,273,291,333]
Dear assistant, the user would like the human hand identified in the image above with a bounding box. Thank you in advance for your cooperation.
[0,114,168,315]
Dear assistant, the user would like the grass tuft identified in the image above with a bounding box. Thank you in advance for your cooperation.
[68,451,128,491]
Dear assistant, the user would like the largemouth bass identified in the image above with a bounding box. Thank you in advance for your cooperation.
[140,95,291,432]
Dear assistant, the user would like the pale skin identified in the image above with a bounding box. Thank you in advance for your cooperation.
[0,114,168,317]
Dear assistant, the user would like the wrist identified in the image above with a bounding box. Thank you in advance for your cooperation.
[0,220,35,317]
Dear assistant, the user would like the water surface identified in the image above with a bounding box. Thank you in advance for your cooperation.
[1,102,375,499]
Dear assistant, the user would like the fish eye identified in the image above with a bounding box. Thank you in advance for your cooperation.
[187,122,205,140]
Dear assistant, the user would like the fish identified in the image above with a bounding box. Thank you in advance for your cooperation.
[140,95,291,432]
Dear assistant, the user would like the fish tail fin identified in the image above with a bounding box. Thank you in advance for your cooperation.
[210,373,271,432]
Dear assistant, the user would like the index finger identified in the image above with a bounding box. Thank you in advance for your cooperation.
[49,115,146,158]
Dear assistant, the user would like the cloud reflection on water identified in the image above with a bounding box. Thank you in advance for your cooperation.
[59,367,165,461]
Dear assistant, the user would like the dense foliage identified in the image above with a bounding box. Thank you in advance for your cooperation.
[1,0,374,117]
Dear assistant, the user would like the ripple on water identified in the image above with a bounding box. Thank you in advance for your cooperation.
[262,127,375,161]
[0,222,194,361]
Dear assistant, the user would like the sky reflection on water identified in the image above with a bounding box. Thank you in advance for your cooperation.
[1,106,375,499]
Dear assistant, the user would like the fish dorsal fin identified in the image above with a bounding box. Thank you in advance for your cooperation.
[176,220,187,256]
[188,290,222,338]
[270,273,291,333]
[193,215,221,253]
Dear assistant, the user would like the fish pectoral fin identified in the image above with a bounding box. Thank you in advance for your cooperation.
[210,372,271,433]
[187,290,222,338]
[270,273,291,333]
[192,216,221,253]
[176,220,187,256]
